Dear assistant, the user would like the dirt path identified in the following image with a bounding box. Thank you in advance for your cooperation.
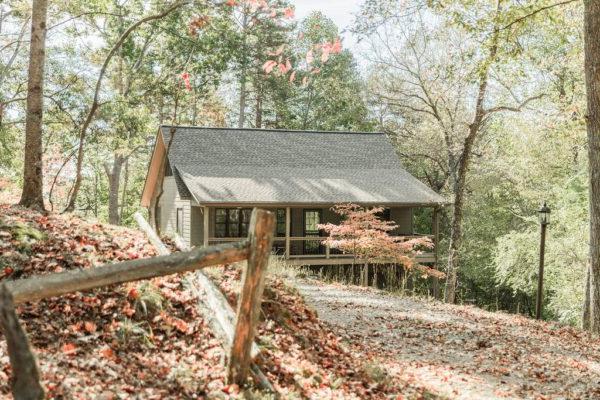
[293,278,600,400]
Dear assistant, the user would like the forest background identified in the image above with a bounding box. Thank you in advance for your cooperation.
[0,0,588,326]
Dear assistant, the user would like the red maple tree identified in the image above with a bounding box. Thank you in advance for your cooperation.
[318,204,444,278]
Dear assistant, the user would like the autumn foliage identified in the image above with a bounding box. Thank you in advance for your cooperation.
[319,204,444,278]
[186,1,341,90]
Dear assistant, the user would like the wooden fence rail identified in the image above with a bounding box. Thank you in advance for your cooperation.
[0,208,276,399]
[134,212,272,391]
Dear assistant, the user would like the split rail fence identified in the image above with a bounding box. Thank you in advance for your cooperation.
[0,208,276,400]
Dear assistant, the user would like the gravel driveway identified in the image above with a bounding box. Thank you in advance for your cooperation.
[292,278,600,400]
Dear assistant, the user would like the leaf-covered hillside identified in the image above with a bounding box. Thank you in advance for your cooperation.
[0,204,437,399]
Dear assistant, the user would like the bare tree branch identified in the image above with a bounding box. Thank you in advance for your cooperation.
[501,0,579,31]
[484,93,545,114]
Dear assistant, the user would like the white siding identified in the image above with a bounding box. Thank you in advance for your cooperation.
[190,206,204,246]
[159,177,192,245]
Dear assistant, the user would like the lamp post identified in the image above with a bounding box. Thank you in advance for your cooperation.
[535,202,551,320]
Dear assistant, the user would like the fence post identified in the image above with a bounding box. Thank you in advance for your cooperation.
[228,209,275,386]
[0,284,45,400]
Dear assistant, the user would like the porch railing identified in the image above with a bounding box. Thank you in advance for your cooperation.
[208,234,435,260]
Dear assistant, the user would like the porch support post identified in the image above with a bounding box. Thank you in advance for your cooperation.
[285,207,291,259]
[203,206,210,247]
[432,206,440,299]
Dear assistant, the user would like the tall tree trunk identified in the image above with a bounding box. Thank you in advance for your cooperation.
[104,154,125,225]
[584,0,600,333]
[444,129,478,303]
[120,157,129,223]
[583,263,591,330]
[19,0,48,211]
[238,72,247,128]
[444,9,499,303]
[255,86,263,129]
[237,11,249,129]
[445,115,486,302]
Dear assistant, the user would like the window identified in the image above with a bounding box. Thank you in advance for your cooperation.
[276,209,286,237]
[176,208,184,236]
[215,208,252,238]
[240,209,252,236]
[304,210,321,233]
[303,209,322,254]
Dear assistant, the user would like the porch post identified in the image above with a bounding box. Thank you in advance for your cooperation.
[203,206,210,247]
[285,207,291,259]
[432,207,440,299]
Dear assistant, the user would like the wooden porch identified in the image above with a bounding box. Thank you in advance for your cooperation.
[201,206,441,268]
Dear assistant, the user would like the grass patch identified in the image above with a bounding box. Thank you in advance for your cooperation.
[133,282,165,319]
[0,219,46,253]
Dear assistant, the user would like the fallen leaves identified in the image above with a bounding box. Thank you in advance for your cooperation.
[10,204,595,398]
[61,343,77,356]
[0,204,401,398]
[298,280,600,400]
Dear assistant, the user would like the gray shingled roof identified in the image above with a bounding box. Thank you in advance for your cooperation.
[161,126,446,205]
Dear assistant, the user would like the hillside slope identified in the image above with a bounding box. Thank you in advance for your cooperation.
[0,205,431,399]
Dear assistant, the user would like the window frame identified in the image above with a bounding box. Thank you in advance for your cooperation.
[214,208,252,238]
[303,208,323,255]
[275,209,286,237]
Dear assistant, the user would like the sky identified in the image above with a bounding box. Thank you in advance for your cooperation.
[293,0,364,49]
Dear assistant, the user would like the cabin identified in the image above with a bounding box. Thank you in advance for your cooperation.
[141,126,447,268]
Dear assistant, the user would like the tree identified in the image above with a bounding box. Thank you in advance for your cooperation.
[285,12,373,131]
[229,0,294,128]
[583,0,600,333]
[254,12,372,131]
[359,0,544,303]
[63,0,191,213]
[60,0,235,222]
[19,0,48,210]
[318,204,441,286]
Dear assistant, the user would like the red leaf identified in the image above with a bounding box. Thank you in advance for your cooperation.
[99,347,116,360]
[263,60,278,74]
[128,288,139,300]
[181,72,192,91]
[62,343,77,355]
[284,7,294,19]
[84,321,97,333]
